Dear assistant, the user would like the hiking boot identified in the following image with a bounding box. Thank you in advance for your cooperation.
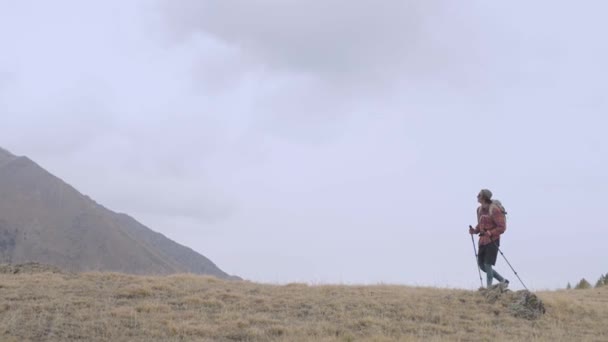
[499,279,510,289]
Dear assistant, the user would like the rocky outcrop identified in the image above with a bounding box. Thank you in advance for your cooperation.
[480,284,546,320]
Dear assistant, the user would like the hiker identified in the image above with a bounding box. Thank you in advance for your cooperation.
[469,189,509,288]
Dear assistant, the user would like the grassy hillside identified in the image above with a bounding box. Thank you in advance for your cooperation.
[0,265,606,341]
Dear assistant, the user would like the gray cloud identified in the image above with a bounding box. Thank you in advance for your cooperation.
[165,1,476,87]
[165,1,608,100]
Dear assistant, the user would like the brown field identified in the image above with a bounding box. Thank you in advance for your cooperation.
[0,268,606,341]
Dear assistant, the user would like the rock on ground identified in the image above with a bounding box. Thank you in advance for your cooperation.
[480,284,546,320]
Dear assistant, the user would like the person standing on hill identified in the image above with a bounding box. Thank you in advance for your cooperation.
[469,189,509,288]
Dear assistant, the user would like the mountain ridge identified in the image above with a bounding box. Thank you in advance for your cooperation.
[0,147,237,279]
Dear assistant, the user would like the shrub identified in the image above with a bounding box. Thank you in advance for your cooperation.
[575,278,591,290]
[596,274,607,288]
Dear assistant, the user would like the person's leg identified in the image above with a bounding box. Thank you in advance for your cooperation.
[486,242,508,286]
[492,269,505,282]
[478,246,487,272]
[477,245,493,287]
[483,263,494,287]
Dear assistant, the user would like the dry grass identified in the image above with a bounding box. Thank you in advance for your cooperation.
[0,270,607,341]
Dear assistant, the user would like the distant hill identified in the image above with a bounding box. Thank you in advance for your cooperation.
[0,147,237,279]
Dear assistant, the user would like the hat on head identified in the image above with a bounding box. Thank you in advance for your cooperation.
[479,189,493,200]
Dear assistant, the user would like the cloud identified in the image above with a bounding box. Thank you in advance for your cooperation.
[160,1,484,145]
[164,1,475,85]
[163,0,608,102]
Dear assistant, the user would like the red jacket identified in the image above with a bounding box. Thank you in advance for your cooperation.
[472,204,506,246]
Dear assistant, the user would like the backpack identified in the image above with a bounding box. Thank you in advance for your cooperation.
[477,200,508,225]
[489,200,507,217]
[490,200,508,232]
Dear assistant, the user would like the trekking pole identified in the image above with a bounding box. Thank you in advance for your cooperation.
[492,241,529,291]
[469,226,483,287]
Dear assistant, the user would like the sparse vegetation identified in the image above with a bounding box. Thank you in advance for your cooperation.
[566,274,608,290]
[0,267,607,341]
[596,274,607,288]
[575,278,592,290]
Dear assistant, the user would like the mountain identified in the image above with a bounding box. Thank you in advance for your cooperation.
[0,146,236,279]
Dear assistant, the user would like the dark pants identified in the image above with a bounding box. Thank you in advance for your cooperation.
[478,240,499,266]
[478,241,505,287]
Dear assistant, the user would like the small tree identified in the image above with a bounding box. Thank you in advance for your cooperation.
[575,278,591,290]
[596,274,607,288]
[566,282,572,290]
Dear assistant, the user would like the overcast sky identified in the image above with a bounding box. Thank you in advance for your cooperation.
[1,0,607,290]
